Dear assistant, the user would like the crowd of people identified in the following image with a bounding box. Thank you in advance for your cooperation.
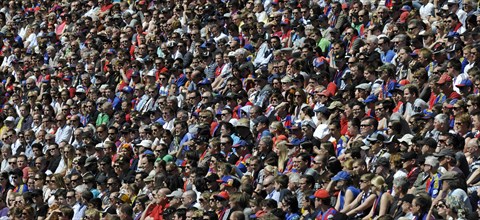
[1,0,480,219]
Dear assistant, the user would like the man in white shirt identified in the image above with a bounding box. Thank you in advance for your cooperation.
[55,113,73,144]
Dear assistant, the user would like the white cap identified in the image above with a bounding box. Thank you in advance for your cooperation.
[137,140,153,149]
[146,69,156,77]
[4,116,14,123]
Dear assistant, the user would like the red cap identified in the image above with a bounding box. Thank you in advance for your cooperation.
[319,90,331,97]
[313,189,330,199]
[437,74,452,84]
[214,191,230,200]
[399,79,410,86]
[398,11,409,23]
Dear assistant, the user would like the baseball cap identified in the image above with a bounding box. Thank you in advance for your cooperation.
[309,189,329,199]
[437,74,452,84]
[331,171,351,181]
[433,148,455,157]
[166,189,183,198]
[214,191,230,200]
[327,101,344,110]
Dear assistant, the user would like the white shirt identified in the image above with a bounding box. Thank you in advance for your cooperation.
[453,73,469,94]
[55,125,73,144]
[419,3,435,21]
[54,157,66,174]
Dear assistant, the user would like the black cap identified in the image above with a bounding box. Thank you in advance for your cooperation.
[401,152,417,161]
[418,138,437,149]
[433,148,455,157]
[9,168,23,177]
[253,115,269,125]
[402,194,415,203]
[375,157,389,168]
[120,123,132,133]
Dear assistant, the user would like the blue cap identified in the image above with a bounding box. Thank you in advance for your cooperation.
[244,44,254,52]
[233,140,248,148]
[63,76,73,81]
[313,57,326,68]
[318,15,328,22]
[216,175,233,184]
[332,171,351,181]
[314,106,329,115]
[447,32,460,38]
[401,5,412,11]
[446,99,458,108]
[364,94,378,104]
[107,48,116,55]
[422,109,435,119]
[122,86,134,94]
[198,78,211,86]
[143,150,154,155]
[289,139,302,146]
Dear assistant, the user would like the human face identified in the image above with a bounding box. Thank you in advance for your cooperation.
[359,178,371,191]
[360,120,374,136]
[48,145,59,157]
[16,157,25,168]
[411,199,421,215]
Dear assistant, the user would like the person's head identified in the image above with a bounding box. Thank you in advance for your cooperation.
[181,190,197,207]
[360,117,377,136]
[412,194,432,215]
[117,203,134,219]
[271,192,295,215]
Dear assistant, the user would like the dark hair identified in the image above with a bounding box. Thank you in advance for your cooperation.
[282,194,299,213]
[414,194,432,214]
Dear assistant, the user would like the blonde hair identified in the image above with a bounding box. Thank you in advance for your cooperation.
[270,121,286,135]
[276,141,289,172]
[264,165,278,177]
[371,175,387,191]
[343,158,354,170]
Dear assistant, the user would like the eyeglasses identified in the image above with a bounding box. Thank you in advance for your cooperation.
[360,124,371,127]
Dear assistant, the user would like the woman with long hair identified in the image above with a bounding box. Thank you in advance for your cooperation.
[281,194,301,220]
[293,89,307,122]
[275,141,289,173]
[62,144,76,175]
[341,173,376,219]
[364,176,394,219]
[269,121,288,147]
[47,174,66,206]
